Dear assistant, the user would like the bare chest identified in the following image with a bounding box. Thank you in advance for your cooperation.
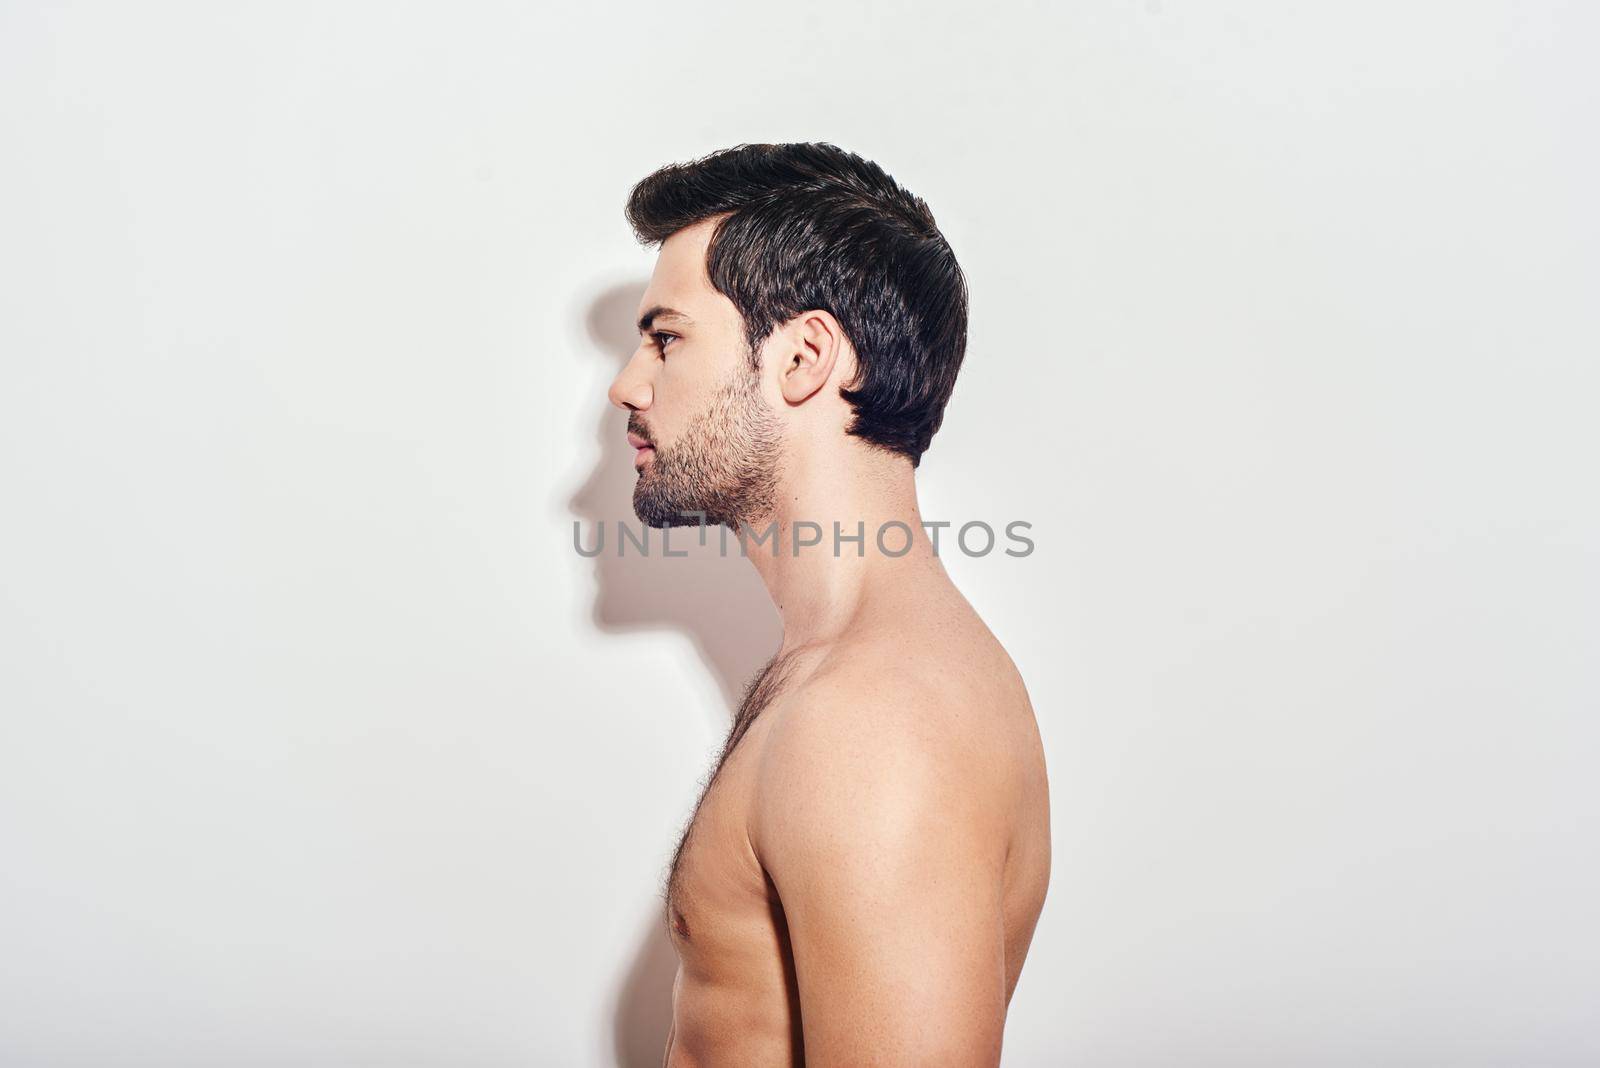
[663,713,777,966]
[664,650,810,960]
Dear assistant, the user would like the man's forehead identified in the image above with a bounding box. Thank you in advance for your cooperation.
[635,222,731,328]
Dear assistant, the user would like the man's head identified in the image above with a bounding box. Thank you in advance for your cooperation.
[608,142,968,528]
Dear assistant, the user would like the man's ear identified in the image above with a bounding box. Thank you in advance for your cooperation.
[776,310,846,406]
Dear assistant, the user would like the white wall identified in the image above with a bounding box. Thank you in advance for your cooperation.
[2,2,1596,1064]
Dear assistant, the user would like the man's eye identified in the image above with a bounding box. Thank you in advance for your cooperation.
[651,332,679,355]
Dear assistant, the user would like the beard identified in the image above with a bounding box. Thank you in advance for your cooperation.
[630,364,782,530]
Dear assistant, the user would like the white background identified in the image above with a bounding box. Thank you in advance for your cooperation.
[2,2,1596,1064]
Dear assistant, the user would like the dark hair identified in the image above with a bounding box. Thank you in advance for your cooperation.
[624,142,969,467]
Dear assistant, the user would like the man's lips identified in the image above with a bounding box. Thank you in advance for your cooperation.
[627,431,656,470]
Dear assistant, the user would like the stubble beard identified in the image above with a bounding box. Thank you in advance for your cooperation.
[631,364,783,531]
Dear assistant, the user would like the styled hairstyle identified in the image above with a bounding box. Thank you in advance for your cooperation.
[624,142,969,467]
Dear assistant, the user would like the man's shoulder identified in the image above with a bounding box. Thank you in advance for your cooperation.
[746,640,1021,865]
[740,634,1024,1061]
[761,638,991,759]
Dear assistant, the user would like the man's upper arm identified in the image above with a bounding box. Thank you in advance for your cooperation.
[752,687,1010,1065]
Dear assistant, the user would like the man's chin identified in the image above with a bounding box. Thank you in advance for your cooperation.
[632,486,712,529]
[633,508,710,529]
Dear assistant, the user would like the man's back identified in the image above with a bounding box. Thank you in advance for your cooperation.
[661,582,1052,1065]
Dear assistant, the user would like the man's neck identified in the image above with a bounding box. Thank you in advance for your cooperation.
[740,440,950,652]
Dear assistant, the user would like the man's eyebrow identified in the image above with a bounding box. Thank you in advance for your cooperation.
[637,306,695,334]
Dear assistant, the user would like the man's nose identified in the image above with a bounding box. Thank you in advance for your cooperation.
[608,349,653,412]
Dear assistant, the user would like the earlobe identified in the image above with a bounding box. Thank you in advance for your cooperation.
[780,352,822,404]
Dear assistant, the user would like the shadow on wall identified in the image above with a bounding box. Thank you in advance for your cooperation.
[569,280,782,1066]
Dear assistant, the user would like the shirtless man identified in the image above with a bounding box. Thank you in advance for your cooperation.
[607,143,1051,1066]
